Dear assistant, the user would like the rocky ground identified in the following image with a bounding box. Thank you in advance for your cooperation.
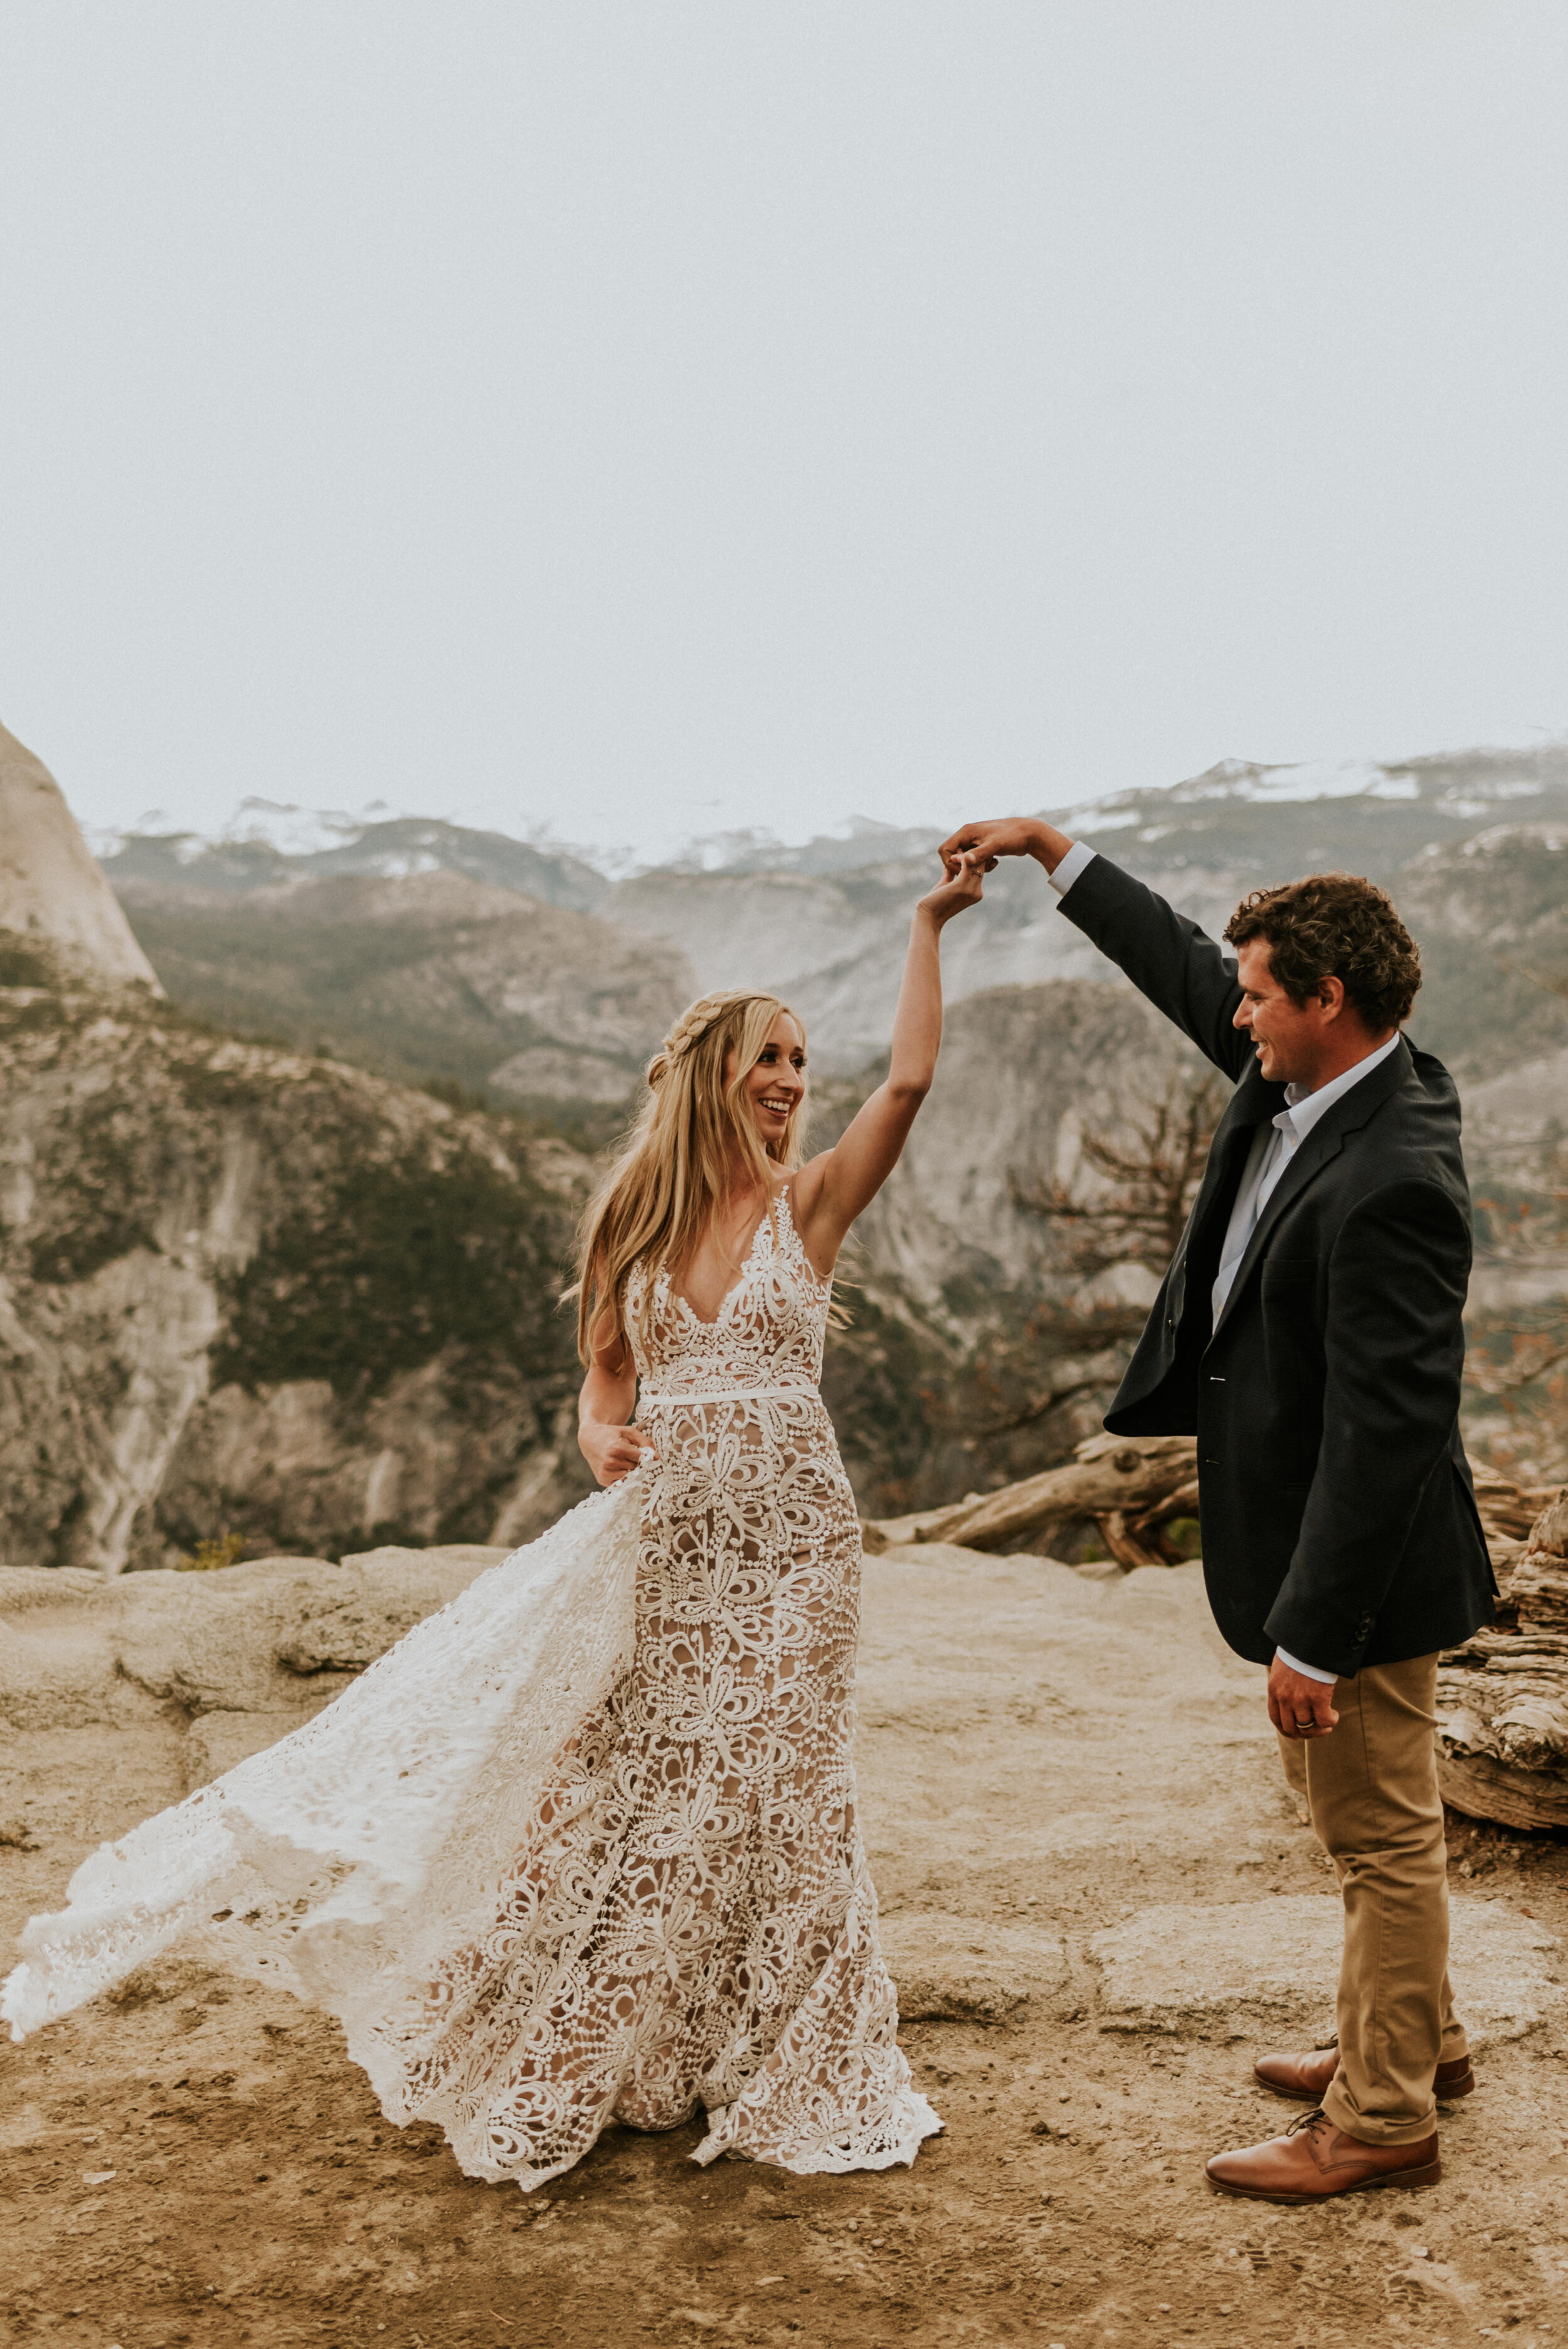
[3,1550,1566,2349]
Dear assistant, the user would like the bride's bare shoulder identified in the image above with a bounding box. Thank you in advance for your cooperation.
[783,1155,829,1214]
[781,1159,838,1277]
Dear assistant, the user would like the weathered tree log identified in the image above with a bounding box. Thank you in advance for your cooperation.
[1438,1480,1568,1831]
[1469,1465,1562,1549]
[867,1438,1568,1828]
[861,1433,1199,1556]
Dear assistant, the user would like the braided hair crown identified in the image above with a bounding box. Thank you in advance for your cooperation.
[645,994,734,1088]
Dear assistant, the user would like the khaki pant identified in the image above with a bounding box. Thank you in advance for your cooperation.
[1277,1652,1468,2145]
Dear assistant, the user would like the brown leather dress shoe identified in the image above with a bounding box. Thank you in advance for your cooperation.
[1253,2037,1476,2104]
[1206,2108,1440,2203]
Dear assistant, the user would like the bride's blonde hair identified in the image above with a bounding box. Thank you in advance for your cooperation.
[569,990,808,1362]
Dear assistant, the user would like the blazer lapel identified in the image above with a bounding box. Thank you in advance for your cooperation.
[1186,1066,1286,1243]
[1207,1038,1414,1340]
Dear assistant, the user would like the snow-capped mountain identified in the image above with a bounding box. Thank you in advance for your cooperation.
[92,738,1568,1081]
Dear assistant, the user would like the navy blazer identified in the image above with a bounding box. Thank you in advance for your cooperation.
[1057,853,1495,1675]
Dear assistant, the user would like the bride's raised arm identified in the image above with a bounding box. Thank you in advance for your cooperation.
[791,850,983,1275]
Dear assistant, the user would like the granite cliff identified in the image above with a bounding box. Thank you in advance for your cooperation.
[0,723,161,990]
[0,959,598,1574]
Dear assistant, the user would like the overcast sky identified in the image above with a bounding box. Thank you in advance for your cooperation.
[2,3,1565,861]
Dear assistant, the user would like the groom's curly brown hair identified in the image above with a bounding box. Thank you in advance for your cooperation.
[1224,872,1421,1030]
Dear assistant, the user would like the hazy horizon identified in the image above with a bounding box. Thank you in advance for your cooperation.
[4,3,1567,862]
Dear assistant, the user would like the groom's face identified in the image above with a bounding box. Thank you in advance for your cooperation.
[1232,940,1332,1085]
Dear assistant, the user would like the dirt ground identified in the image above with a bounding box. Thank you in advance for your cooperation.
[3,1553,1567,2349]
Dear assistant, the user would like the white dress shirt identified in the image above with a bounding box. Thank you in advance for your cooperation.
[1049,842,1402,1683]
[1210,1029,1402,1328]
[1047,838,1099,899]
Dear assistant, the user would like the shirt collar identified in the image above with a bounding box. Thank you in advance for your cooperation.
[1276,1030,1402,1141]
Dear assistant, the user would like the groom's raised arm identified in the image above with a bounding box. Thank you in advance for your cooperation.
[939,815,1252,1081]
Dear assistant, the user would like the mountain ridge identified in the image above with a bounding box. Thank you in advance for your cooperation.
[97,739,1568,1079]
[96,736,1568,891]
[110,866,697,1119]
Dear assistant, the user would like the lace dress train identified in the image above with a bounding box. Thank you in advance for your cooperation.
[2,1191,939,2190]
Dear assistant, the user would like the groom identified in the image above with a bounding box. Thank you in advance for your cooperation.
[941,814,1495,2202]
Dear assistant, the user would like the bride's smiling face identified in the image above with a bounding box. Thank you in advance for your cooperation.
[730,1013,807,1149]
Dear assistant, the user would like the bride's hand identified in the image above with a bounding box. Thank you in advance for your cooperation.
[578,1419,656,1487]
[917,847,985,925]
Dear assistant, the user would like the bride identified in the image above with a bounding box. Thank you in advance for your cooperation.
[3,849,984,2190]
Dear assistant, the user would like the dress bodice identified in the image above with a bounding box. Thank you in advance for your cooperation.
[623,1186,830,1403]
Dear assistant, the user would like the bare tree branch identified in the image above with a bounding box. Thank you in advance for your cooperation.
[975,1366,1120,1437]
[1010,1069,1229,1273]
[1499,955,1568,1006]
[1467,1335,1568,1399]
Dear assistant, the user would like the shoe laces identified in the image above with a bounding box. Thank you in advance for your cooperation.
[1284,2106,1332,2140]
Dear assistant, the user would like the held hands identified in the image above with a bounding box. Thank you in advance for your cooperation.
[918,847,986,923]
[1268,1655,1340,1742]
[937,816,1066,873]
[578,1419,657,1488]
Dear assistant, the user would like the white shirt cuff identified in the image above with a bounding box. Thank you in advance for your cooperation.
[1276,1646,1337,1684]
[1046,839,1096,898]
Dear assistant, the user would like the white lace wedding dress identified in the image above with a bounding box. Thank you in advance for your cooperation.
[3,1190,940,2190]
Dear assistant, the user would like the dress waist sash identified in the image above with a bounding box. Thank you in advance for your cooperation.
[638,1383,821,1406]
